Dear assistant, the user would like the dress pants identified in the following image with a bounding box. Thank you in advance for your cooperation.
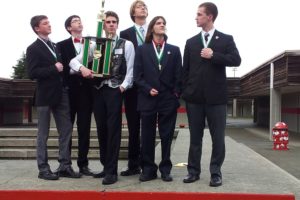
[140,91,178,176]
[186,102,226,177]
[123,85,140,169]
[36,89,72,172]
[68,76,93,168]
[93,86,122,175]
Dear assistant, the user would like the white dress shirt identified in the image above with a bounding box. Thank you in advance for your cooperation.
[202,28,215,48]
[69,37,96,74]
[70,35,135,90]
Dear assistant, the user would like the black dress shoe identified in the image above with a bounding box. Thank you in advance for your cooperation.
[209,176,222,187]
[139,173,157,182]
[79,166,95,176]
[56,167,82,178]
[183,174,200,183]
[38,170,59,180]
[120,168,141,176]
[93,171,105,178]
[102,174,118,185]
[161,174,173,182]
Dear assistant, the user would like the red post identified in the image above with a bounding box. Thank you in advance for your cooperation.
[272,122,289,150]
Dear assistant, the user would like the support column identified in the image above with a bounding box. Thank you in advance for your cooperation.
[269,62,281,140]
[233,98,237,117]
[22,99,29,124]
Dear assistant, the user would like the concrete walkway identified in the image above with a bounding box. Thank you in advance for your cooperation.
[0,129,299,199]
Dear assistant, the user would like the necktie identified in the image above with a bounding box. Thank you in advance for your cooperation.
[139,26,145,39]
[204,33,210,43]
[156,44,161,54]
[46,40,54,51]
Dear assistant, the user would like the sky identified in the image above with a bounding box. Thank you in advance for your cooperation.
[1,0,300,79]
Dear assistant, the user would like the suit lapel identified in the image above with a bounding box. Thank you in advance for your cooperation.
[66,37,77,56]
[207,30,220,48]
[145,43,159,69]
[36,39,56,59]
[160,44,170,71]
[130,27,139,48]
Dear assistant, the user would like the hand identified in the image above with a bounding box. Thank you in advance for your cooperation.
[201,48,213,59]
[150,88,159,96]
[79,66,93,78]
[55,62,63,72]
[119,86,125,93]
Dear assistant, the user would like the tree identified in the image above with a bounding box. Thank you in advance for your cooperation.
[11,52,28,79]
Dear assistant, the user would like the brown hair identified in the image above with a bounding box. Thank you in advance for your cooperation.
[199,2,218,22]
[30,15,48,34]
[105,11,119,24]
[129,0,148,22]
[145,16,167,43]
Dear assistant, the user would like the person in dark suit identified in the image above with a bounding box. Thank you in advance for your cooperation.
[57,15,95,176]
[134,16,182,182]
[182,2,241,187]
[26,15,81,180]
[119,0,148,176]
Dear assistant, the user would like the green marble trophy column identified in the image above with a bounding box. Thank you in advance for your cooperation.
[82,0,113,77]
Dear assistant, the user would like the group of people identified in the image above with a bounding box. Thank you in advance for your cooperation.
[26,1,241,186]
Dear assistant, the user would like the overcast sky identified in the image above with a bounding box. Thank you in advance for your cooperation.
[1,0,300,79]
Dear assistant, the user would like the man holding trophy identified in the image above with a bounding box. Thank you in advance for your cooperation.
[92,10,135,185]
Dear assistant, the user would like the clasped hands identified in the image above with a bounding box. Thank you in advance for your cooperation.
[201,48,213,59]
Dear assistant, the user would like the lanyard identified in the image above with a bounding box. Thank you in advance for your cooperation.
[200,32,211,48]
[38,37,57,60]
[134,26,144,44]
[152,41,165,69]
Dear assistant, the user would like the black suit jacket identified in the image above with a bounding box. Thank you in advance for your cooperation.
[182,30,241,105]
[56,37,77,86]
[120,26,138,49]
[26,39,63,106]
[134,42,182,111]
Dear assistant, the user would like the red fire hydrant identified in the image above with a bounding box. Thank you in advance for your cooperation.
[272,122,289,150]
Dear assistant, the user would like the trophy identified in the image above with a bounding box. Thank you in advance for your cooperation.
[82,0,113,78]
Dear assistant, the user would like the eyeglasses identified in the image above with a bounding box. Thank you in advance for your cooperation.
[136,4,147,9]
[71,19,81,23]
[105,20,117,24]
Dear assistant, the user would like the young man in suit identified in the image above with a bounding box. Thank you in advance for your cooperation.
[134,16,182,182]
[57,15,95,176]
[182,2,241,187]
[26,15,81,180]
[119,0,148,177]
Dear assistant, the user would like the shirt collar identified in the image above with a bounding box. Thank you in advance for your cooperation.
[202,28,216,39]
[152,39,165,47]
[134,23,148,33]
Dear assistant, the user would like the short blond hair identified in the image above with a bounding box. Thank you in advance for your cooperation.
[129,0,147,22]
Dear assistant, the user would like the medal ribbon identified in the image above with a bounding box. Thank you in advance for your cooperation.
[38,37,57,60]
[152,41,165,68]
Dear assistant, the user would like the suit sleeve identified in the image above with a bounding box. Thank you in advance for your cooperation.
[174,46,183,96]
[211,35,241,67]
[133,46,152,95]
[26,45,59,80]
[120,30,126,40]
[182,41,190,91]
